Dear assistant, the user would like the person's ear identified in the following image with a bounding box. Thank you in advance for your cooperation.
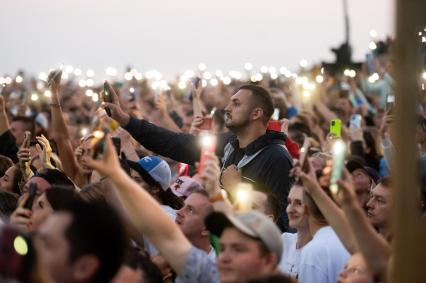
[72,255,100,282]
[261,252,278,271]
[251,107,264,121]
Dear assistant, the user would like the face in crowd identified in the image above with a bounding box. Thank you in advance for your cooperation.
[217,227,278,283]
[286,185,309,230]
[337,253,374,283]
[366,183,390,231]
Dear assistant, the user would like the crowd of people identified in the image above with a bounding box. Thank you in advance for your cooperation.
[0,37,425,283]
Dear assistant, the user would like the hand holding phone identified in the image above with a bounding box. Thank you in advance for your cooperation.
[350,114,362,129]
[103,82,114,117]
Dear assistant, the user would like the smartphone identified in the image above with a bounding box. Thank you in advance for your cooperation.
[111,137,121,155]
[23,131,31,148]
[386,95,395,111]
[23,183,37,210]
[188,77,201,101]
[350,114,362,129]
[330,139,346,194]
[366,53,376,75]
[272,108,280,121]
[91,130,107,159]
[47,69,62,86]
[103,82,113,117]
[198,134,217,174]
[329,119,342,138]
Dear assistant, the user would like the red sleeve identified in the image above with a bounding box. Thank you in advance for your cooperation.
[284,137,300,159]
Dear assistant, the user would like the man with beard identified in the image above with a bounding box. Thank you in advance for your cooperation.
[104,82,293,231]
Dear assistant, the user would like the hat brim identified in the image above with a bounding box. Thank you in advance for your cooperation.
[346,159,365,173]
[126,160,161,188]
[205,211,257,239]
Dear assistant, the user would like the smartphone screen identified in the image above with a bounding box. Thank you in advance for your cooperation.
[350,114,362,129]
[329,119,342,137]
[103,82,113,116]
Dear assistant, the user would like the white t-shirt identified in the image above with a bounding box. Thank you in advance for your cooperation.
[278,232,301,278]
[298,226,350,283]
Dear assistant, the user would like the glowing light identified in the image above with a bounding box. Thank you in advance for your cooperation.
[135,73,143,80]
[38,72,48,81]
[0,77,4,85]
[369,42,377,50]
[129,87,135,93]
[105,67,118,76]
[422,72,426,80]
[93,130,104,139]
[86,69,95,78]
[295,77,303,85]
[223,76,231,85]
[86,79,94,87]
[65,65,74,73]
[124,72,133,81]
[92,93,99,102]
[303,91,311,99]
[255,73,263,81]
[44,90,51,97]
[74,68,82,76]
[299,59,308,68]
[198,63,206,71]
[201,79,208,88]
[211,70,221,78]
[4,77,12,85]
[369,29,378,38]
[229,71,242,80]
[332,139,346,155]
[316,75,324,83]
[344,69,357,78]
[80,128,89,136]
[368,73,380,83]
[200,134,215,148]
[31,93,39,101]
[270,73,278,79]
[85,89,94,97]
[61,72,69,80]
[244,62,253,70]
[210,78,218,86]
[235,183,253,211]
[268,66,277,74]
[203,72,212,80]
[15,75,23,83]
[178,81,187,90]
[422,36,426,43]
[13,236,28,256]
[260,66,268,73]
[78,80,87,88]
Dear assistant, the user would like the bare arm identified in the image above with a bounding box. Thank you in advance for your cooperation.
[337,180,391,280]
[82,138,192,275]
[49,79,85,186]
[155,93,182,133]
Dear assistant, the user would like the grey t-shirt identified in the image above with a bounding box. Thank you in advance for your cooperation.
[175,246,220,283]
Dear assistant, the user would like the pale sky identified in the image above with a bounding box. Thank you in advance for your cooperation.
[0,0,394,79]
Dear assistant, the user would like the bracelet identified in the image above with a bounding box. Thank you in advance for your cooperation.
[50,103,61,108]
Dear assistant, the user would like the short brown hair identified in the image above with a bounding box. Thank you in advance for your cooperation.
[237,84,274,125]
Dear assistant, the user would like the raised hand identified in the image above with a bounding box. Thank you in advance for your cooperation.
[101,81,130,126]
[200,152,222,196]
[81,135,121,179]
[35,135,54,169]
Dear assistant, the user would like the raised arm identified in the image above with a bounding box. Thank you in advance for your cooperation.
[154,92,182,133]
[82,137,192,275]
[103,81,230,165]
[49,78,84,186]
[296,163,358,254]
[337,179,391,280]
